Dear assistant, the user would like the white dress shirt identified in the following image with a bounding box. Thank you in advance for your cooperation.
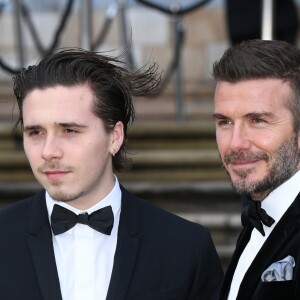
[46,177,121,300]
[228,170,300,300]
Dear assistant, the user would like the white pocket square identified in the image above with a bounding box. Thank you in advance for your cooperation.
[261,255,295,282]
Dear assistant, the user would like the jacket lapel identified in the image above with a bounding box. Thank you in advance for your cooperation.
[26,190,62,300]
[237,193,300,300]
[219,226,252,300]
[106,187,142,300]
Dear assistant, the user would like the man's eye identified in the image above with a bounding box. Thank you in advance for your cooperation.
[64,128,78,134]
[27,130,41,136]
[216,119,232,127]
[252,118,265,124]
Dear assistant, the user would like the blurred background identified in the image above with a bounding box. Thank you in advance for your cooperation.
[0,0,299,269]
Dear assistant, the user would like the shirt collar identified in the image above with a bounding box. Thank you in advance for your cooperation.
[261,170,300,223]
[46,175,121,220]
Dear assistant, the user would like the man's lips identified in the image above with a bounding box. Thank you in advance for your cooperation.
[230,160,260,169]
[43,170,70,180]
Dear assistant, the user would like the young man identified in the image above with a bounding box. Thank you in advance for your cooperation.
[0,49,223,300]
[213,39,300,300]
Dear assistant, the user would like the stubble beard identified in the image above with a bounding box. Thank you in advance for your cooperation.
[37,162,84,203]
[222,135,300,200]
[48,181,86,203]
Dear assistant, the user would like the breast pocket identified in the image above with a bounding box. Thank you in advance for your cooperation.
[253,280,297,300]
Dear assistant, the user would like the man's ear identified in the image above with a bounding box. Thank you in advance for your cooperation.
[110,121,124,156]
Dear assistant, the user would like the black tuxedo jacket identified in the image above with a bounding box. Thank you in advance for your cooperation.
[219,193,300,300]
[0,187,223,300]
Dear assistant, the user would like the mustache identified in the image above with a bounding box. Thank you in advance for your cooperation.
[37,162,73,173]
[224,151,269,165]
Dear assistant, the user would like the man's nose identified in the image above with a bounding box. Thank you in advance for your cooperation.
[229,123,251,152]
[41,135,63,161]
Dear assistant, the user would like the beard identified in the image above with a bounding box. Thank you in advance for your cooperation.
[221,134,300,198]
[48,182,85,203]
[37,162,83,202]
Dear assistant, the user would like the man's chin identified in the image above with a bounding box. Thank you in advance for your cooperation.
[47,186,85,203]
[46,186,71,202]
[230,177,260,194]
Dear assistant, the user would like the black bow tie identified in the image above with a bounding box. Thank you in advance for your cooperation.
[51,204,114,236]
[241,194,275,236]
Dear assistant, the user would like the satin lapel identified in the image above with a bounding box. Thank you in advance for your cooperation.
[26,190,62,300]
[219,226,252,300]
[106,187,142,300]
[237,193,300,300]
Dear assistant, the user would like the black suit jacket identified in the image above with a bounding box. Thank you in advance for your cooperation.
[219,193,300,300]
[0,187,223,300]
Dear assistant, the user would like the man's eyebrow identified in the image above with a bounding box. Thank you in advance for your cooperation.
[212,113,228,120]
[57,122,88,128]
[212,112,275,121]
[23,123,88,131]
[23,125,42,132]
[245,112,274,119]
